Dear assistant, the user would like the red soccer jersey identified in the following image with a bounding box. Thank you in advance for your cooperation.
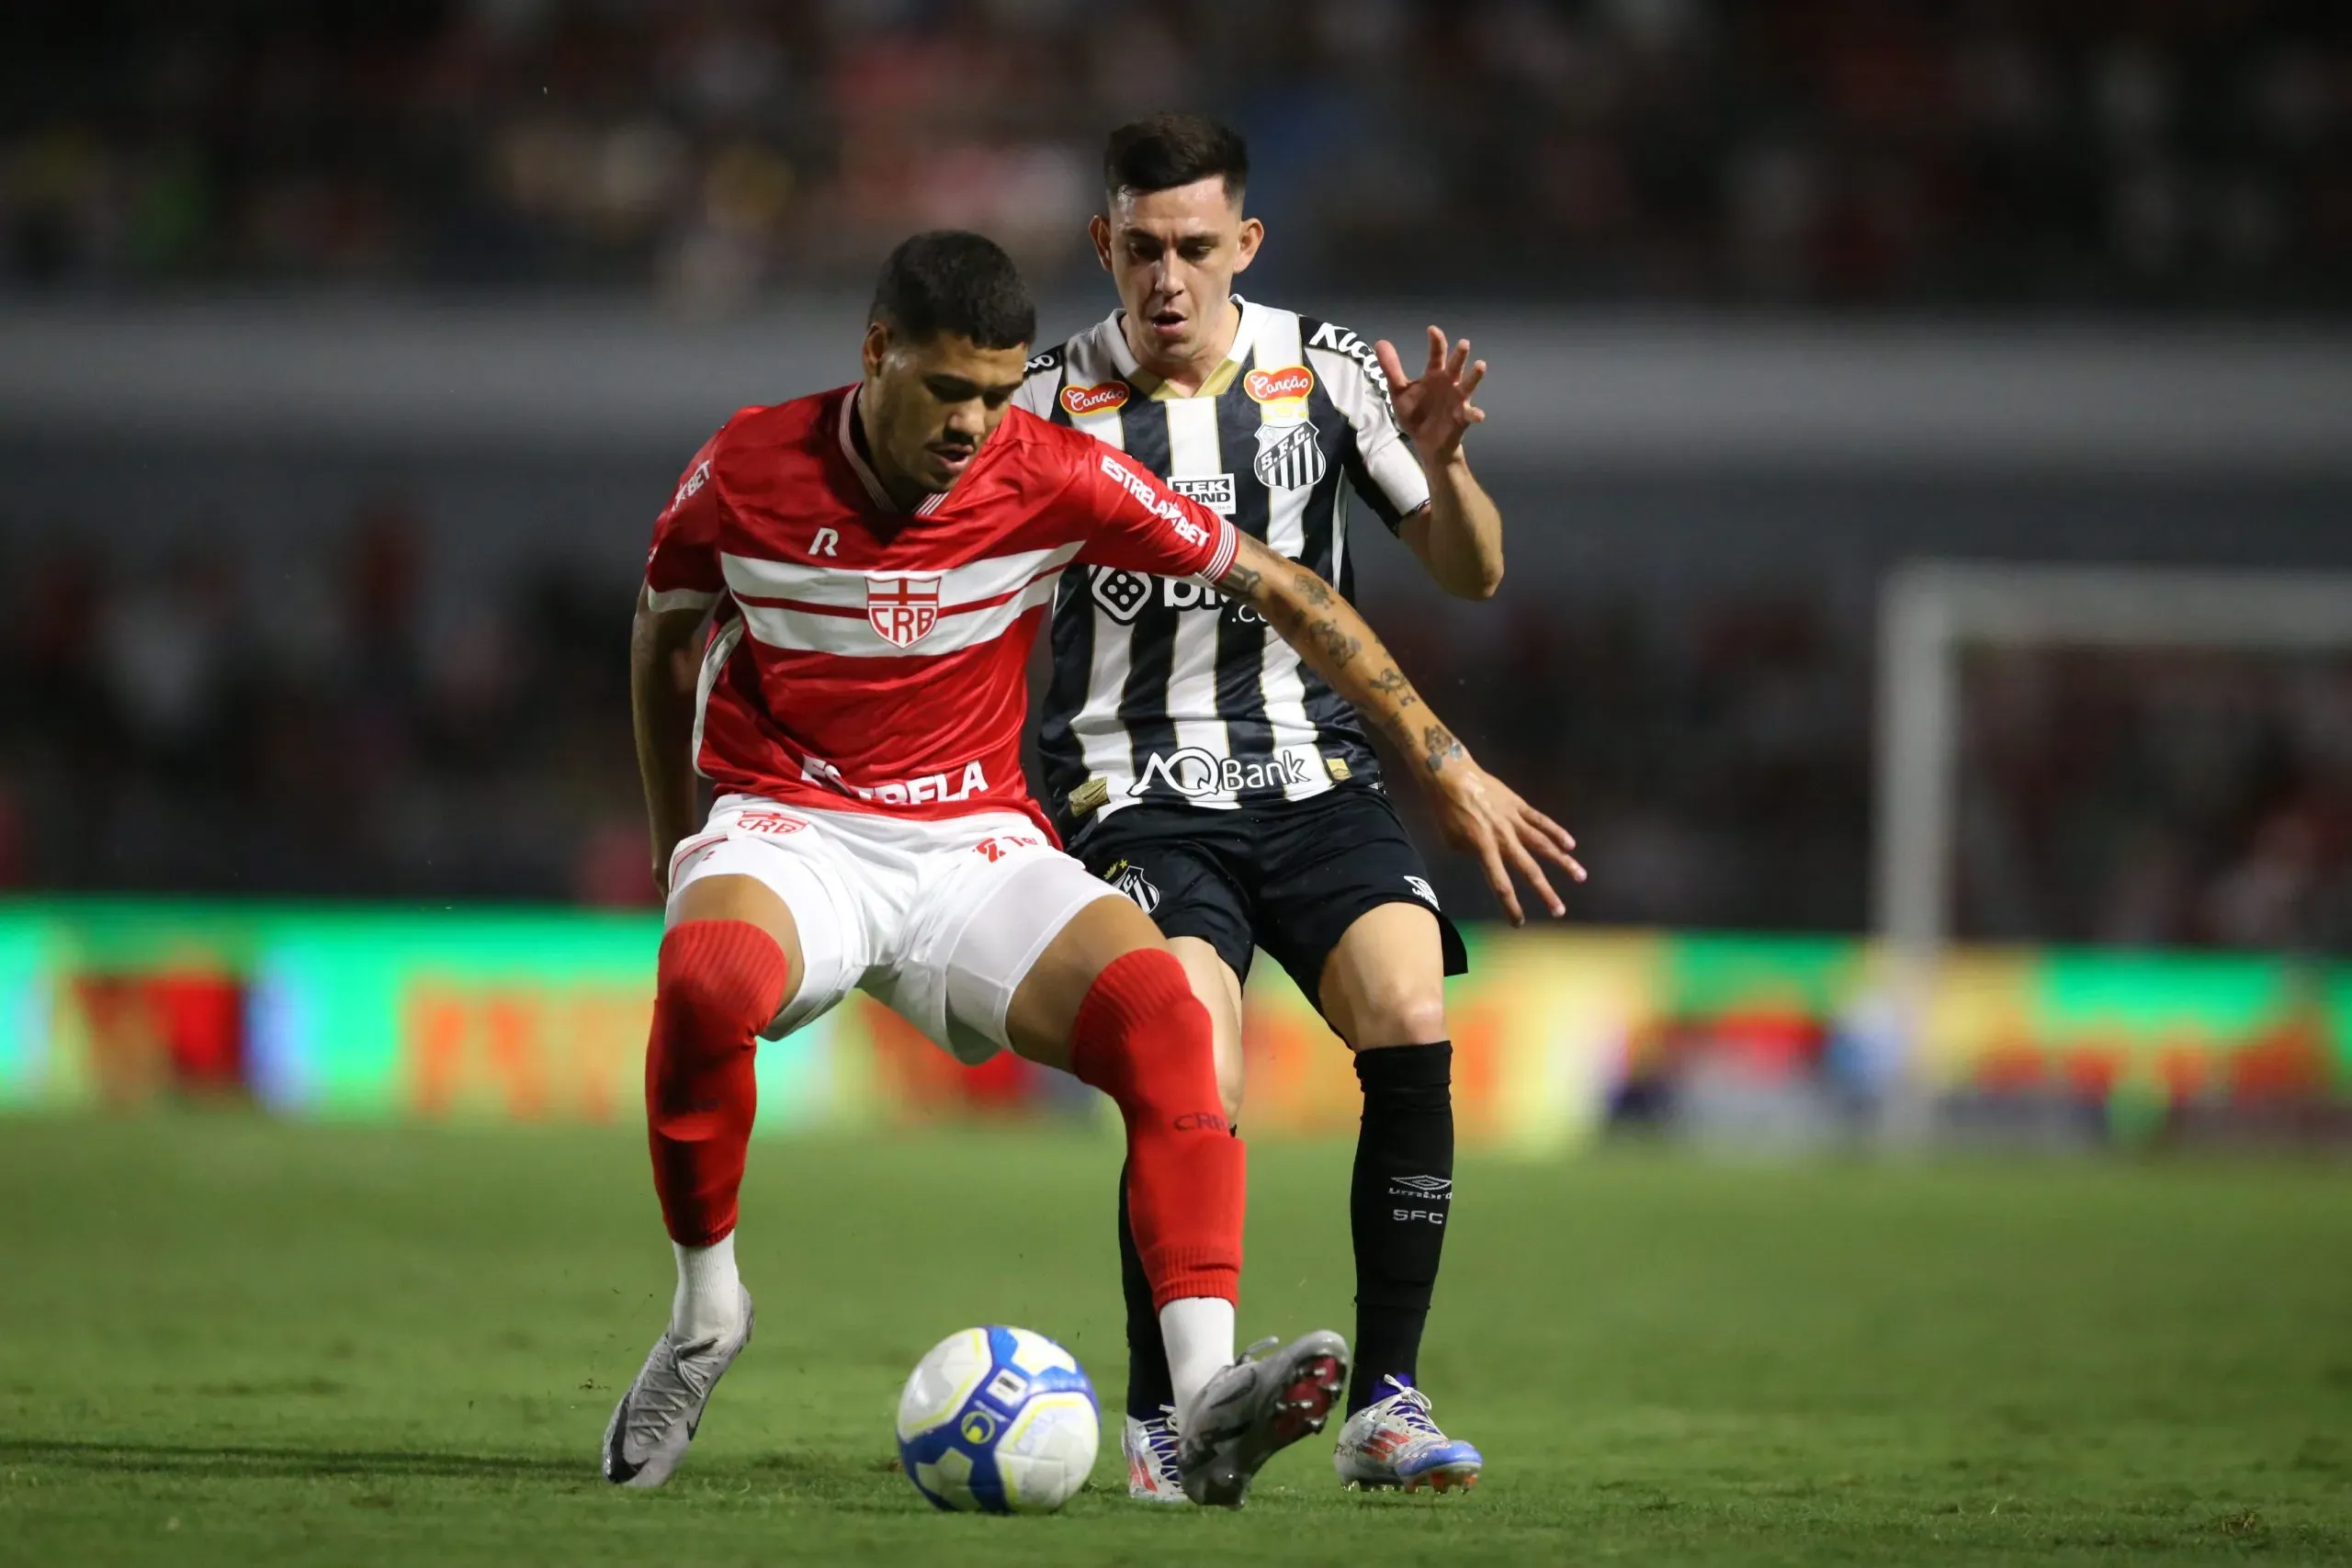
[644,385,1238,839]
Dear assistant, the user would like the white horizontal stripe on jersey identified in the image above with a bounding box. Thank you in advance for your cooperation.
[733,562,1070,658]
[720,543,1080,611]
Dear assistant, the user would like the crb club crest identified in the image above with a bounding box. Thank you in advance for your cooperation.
[1253,421,1325,491]
[1091,567,1152,624]
[867,573,942,649]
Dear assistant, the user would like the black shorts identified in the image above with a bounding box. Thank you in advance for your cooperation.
[1071,784,1469,1008]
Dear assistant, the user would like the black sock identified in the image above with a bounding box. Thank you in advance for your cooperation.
[1349,1042,1453,1414]
[1115,1159,1176,1422]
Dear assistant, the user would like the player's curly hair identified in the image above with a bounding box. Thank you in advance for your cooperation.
[868,231,1035,351]
[1104,112,1249,206]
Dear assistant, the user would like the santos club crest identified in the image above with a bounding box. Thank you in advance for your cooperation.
[1253,421,1325,491]
[867,573,942,649]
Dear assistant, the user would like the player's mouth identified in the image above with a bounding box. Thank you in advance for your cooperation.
[928,442,977,478]
[1147,308,1187,343]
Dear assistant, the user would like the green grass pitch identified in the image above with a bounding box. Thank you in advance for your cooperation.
[2,1116,2349,1566]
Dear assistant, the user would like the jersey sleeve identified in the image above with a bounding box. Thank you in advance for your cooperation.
[644,432,729,614]
[1059,439,1239,584]
[1011,345,1065,421]
[1313,327,1430,534]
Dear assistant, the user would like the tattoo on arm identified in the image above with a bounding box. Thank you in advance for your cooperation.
[1230,541,1463,775]
[1308,617,1361,664]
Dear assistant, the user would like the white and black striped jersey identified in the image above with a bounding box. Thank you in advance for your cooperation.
[1015,297,1431,834]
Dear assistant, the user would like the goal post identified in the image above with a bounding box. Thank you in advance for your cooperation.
[1874,560,2352,959]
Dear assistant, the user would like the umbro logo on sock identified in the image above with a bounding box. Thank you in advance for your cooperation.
[1388,1175,1452,1198]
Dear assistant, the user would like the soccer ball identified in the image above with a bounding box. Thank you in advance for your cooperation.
[895,1326,1099,1514]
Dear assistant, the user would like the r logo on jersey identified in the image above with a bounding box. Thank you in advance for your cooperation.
[867,573,941,649]
[1091,568,1152,624]
[1254,421,1326,491]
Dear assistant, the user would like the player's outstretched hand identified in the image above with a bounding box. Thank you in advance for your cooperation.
[1427,757,1585,926]
[1374,325,1487,463]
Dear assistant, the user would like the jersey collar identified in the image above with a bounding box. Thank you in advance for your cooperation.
[837,385,948,517]
[1104,294,1264,399]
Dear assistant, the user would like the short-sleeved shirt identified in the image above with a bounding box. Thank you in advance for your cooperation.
[645,385,1238,839]
[1012,299,1430,835]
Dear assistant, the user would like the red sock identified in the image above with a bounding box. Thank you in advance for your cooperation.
[1069,949,1243,1309]
[645,920,789,1247]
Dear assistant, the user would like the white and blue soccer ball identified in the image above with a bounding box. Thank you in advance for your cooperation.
[895,1326,1099,1514]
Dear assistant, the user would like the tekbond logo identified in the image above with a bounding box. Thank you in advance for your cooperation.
[1132,747,1316,800]
[1170,473,1237,515]
[1060,380,1129,417]
[1244,365,1316,403]
[866,573,942,649]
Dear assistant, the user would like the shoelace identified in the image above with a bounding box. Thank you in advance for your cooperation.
[1142,1406,1182,1468]
[1378,1379,1447,1442]
[626,1336,718,1441]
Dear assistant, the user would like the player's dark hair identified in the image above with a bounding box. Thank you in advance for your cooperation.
[867,231,1035,350]
[1103,113,1249,206]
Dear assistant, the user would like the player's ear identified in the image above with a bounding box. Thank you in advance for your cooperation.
[861,320,891,380]
[1088,213,1114,274]
[1233,216,1264,275]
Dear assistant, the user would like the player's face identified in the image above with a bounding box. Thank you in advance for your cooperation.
[859,325,1030,495]
[1091,178,1263,369]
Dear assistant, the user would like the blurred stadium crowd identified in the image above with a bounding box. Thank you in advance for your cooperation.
[5,0,2349,310]
[3,497,2346,952]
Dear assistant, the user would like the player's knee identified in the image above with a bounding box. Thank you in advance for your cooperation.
[656,920,789,1043]
[1342,981,1449,1052]
[1070,949,1225,1125]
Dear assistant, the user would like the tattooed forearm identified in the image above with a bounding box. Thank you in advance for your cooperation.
[1307,618,1362,664]
[1223,536,1466,778]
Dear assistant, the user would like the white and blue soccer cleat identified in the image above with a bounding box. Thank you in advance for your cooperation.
[1123,1409,1187,1504]
[1176,1331,1350,1507]
[1332,1376,1483,1494]
[600,1288,753,1487]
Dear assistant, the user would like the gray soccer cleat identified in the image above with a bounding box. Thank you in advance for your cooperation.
[600,1289,753,1487]
[1176,1330,1350,1507]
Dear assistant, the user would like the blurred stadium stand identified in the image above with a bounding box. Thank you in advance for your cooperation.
[3,1,2350,957]
[4,1,2348,310]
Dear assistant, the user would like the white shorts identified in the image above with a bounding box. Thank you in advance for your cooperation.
[665,795,1117,1065]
